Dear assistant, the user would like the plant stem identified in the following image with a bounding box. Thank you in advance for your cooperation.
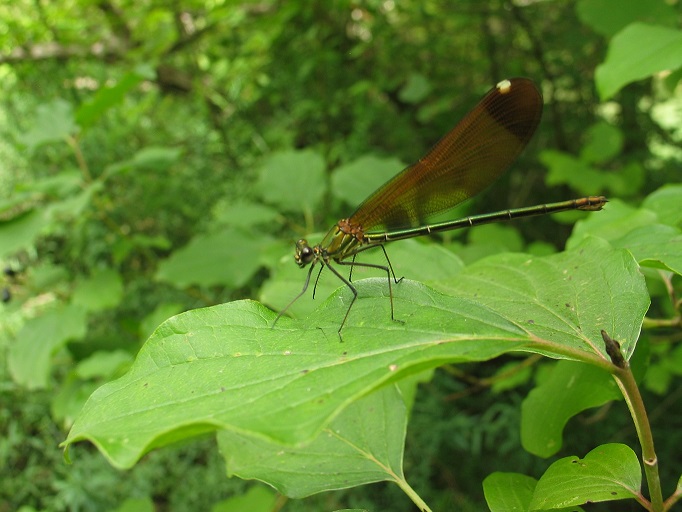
[393,477,433,512]
[614,363,663,511]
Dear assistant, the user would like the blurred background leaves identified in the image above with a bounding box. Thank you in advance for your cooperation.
[1,1,681,510]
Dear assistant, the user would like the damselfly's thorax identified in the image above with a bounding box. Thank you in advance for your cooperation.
[319,218,368,262]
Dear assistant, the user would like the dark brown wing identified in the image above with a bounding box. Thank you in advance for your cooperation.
[349,78,543,232]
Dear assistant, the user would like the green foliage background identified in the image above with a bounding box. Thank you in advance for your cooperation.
[1,1,682,511]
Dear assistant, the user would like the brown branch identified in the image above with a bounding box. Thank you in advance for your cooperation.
[0,40,126,64]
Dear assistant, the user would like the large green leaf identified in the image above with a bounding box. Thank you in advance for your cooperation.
[521,361,621,458]
[63,285,528,468]
[63,237,647,469]
[596,23,682,100]
[530,444,642,509]
[219,384,407,497]
[434,237,648,361]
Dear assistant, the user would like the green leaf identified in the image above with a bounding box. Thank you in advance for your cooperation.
[570,197,682,275]
[331,155,404,208]
[611,224,682,275]
[156,228,274,288]
[72,268,124,312]
[0,209,51,259]
[51,378,101,431]
[576,0,677,37]
[62,291,530,468]
[530,444,642,509]
[210,485,277,512]
[16,169,81,197]
[642,184,682,227]
[483,472,537,512]
[63,238,647,469]
[110,497,156,512]
[218,384,407,498]
[75,350,134,380]
[8,304,87,389]
[466,223,525,252]
[596,23,682,100]
[540,150,607,195]
[211,200,279,229]
[140,302,185,341]
[608,161,645,198]
[579,122,623,164]
[490,360,533,394]
[131,146,182,171]
[17,99,77,151]
[47,182,100,220]
[521,361,621,457]
[399,73,432,104]
[30,263,70,289]
[435,237,648,361]
[568,199,657,249]
[257,150,327,213]
[103,147,183,178]
[75,66,153,129]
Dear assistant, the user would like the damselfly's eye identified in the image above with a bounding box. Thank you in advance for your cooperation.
[295,240,315,267]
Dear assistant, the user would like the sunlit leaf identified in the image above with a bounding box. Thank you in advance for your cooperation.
[596,23,682,100]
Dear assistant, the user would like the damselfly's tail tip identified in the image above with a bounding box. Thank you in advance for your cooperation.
[578,195,608,211]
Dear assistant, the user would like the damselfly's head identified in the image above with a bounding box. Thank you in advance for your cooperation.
[294,239,316,268]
